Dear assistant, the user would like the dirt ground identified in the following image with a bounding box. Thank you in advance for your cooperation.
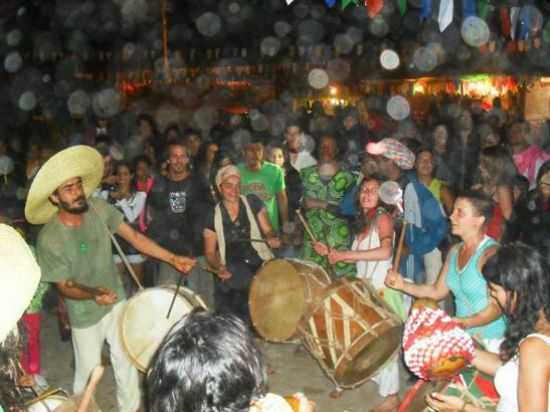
[40,308,414,412]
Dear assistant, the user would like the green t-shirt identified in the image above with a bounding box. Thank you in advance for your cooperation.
[36,197,126,328]
[238,162,285,232]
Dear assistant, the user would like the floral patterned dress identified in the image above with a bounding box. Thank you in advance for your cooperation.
[301,165,355,277]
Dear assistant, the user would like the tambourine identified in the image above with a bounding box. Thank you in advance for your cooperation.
[403,303,475,381]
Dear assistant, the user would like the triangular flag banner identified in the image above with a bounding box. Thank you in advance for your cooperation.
[500,6,511,38]
[366,0,384,17]
[341,0,357,9]
[462,0,476,18]
[478,0,489,19]
[398,0,407,16]
[510,6,520,40]
[325,0,337,7]
[421,0,432,20]
[285,0,295,4]
[438,0,454,32]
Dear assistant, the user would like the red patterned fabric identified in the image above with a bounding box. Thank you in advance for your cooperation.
[403,307,475,380]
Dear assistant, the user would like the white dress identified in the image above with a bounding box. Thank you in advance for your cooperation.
[494,333,550,412]
[351,222,399,398]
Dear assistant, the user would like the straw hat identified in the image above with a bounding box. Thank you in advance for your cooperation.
[25,145,104,225]
[0,224,41,343]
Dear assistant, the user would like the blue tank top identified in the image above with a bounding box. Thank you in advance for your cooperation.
[446,236,507,341]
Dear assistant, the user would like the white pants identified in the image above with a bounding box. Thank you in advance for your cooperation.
[371,355,400,397]
[71,301,140,412]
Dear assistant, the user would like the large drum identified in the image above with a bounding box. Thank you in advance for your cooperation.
[298,278,402,388]
[120,286,207,372]
[249,259,332,342]
[25,389,100,412]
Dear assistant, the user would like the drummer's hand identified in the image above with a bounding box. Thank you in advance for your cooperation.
[267,236,281,249]
[313,241,329,256]
[328,249,346,264]
[94,288,118,305]
[385,268,404,291]
[451,317,469,329]
[425,392,466,412]
[171,255,196,273]
[18,373,35,387]
[218,266,232,281]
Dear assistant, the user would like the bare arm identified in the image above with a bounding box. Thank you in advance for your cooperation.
[471,348,503,376]
[303,197,328,210]
[203,228,231,280]
[56,281,117,305]
[385,248,451,301]
[518,336,550,412]
[257,208,281,248]
[277,189,289,227]
[440,184,455,216]
[117,222,195,272]
[496,184,513,220]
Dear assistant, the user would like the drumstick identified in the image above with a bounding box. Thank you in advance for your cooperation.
[166,271,184,319]
[89,202,144,291]
[296,209,318,242]
[66,280,105,297]
[393,221,408,270]
[77,365,104,412]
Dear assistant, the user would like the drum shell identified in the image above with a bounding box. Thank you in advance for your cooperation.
[298,279,403,388]
[120,286,207,372]
[249,259,332,342]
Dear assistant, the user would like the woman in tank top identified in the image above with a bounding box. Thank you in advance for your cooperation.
[426,243,550,412]
[386,191,507,349]
[314,175,403,412]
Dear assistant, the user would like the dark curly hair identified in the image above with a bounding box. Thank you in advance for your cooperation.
[482,242,550,362]
[353,174,394,235]
[146,309,267,412]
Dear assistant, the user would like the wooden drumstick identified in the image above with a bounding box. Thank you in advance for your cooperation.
[166,272,184,319]
[77,365,104,412]
[296,209,318,242]
[393,221,408,270]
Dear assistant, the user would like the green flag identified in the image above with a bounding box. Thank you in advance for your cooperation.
[341,0,357,10]
[478,0,489,19]
[398,0,407,15]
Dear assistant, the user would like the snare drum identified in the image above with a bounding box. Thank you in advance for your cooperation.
[120,286,207,372]
[298,278,402,388]
[249,259,332,342]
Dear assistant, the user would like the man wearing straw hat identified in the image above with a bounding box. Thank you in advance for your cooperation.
[25,145,196,412]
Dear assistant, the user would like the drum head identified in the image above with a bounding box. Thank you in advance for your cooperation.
[249,259,330,342]
[120,286,206,372]
[26,395,67,412]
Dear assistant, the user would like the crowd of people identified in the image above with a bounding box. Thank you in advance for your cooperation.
[0,95,549,412]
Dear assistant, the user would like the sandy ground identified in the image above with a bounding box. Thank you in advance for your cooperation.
[39,306,414,412]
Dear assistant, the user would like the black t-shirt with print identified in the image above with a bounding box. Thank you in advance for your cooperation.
[205,194,264,263]
[146,174,206,255]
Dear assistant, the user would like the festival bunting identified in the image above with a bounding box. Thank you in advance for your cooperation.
[438,0,454,32]
[366,0,384,18]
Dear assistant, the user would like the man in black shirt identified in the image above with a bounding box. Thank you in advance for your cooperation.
[146,140,213,305]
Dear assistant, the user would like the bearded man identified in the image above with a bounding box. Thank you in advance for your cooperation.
[25,146,195,412]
